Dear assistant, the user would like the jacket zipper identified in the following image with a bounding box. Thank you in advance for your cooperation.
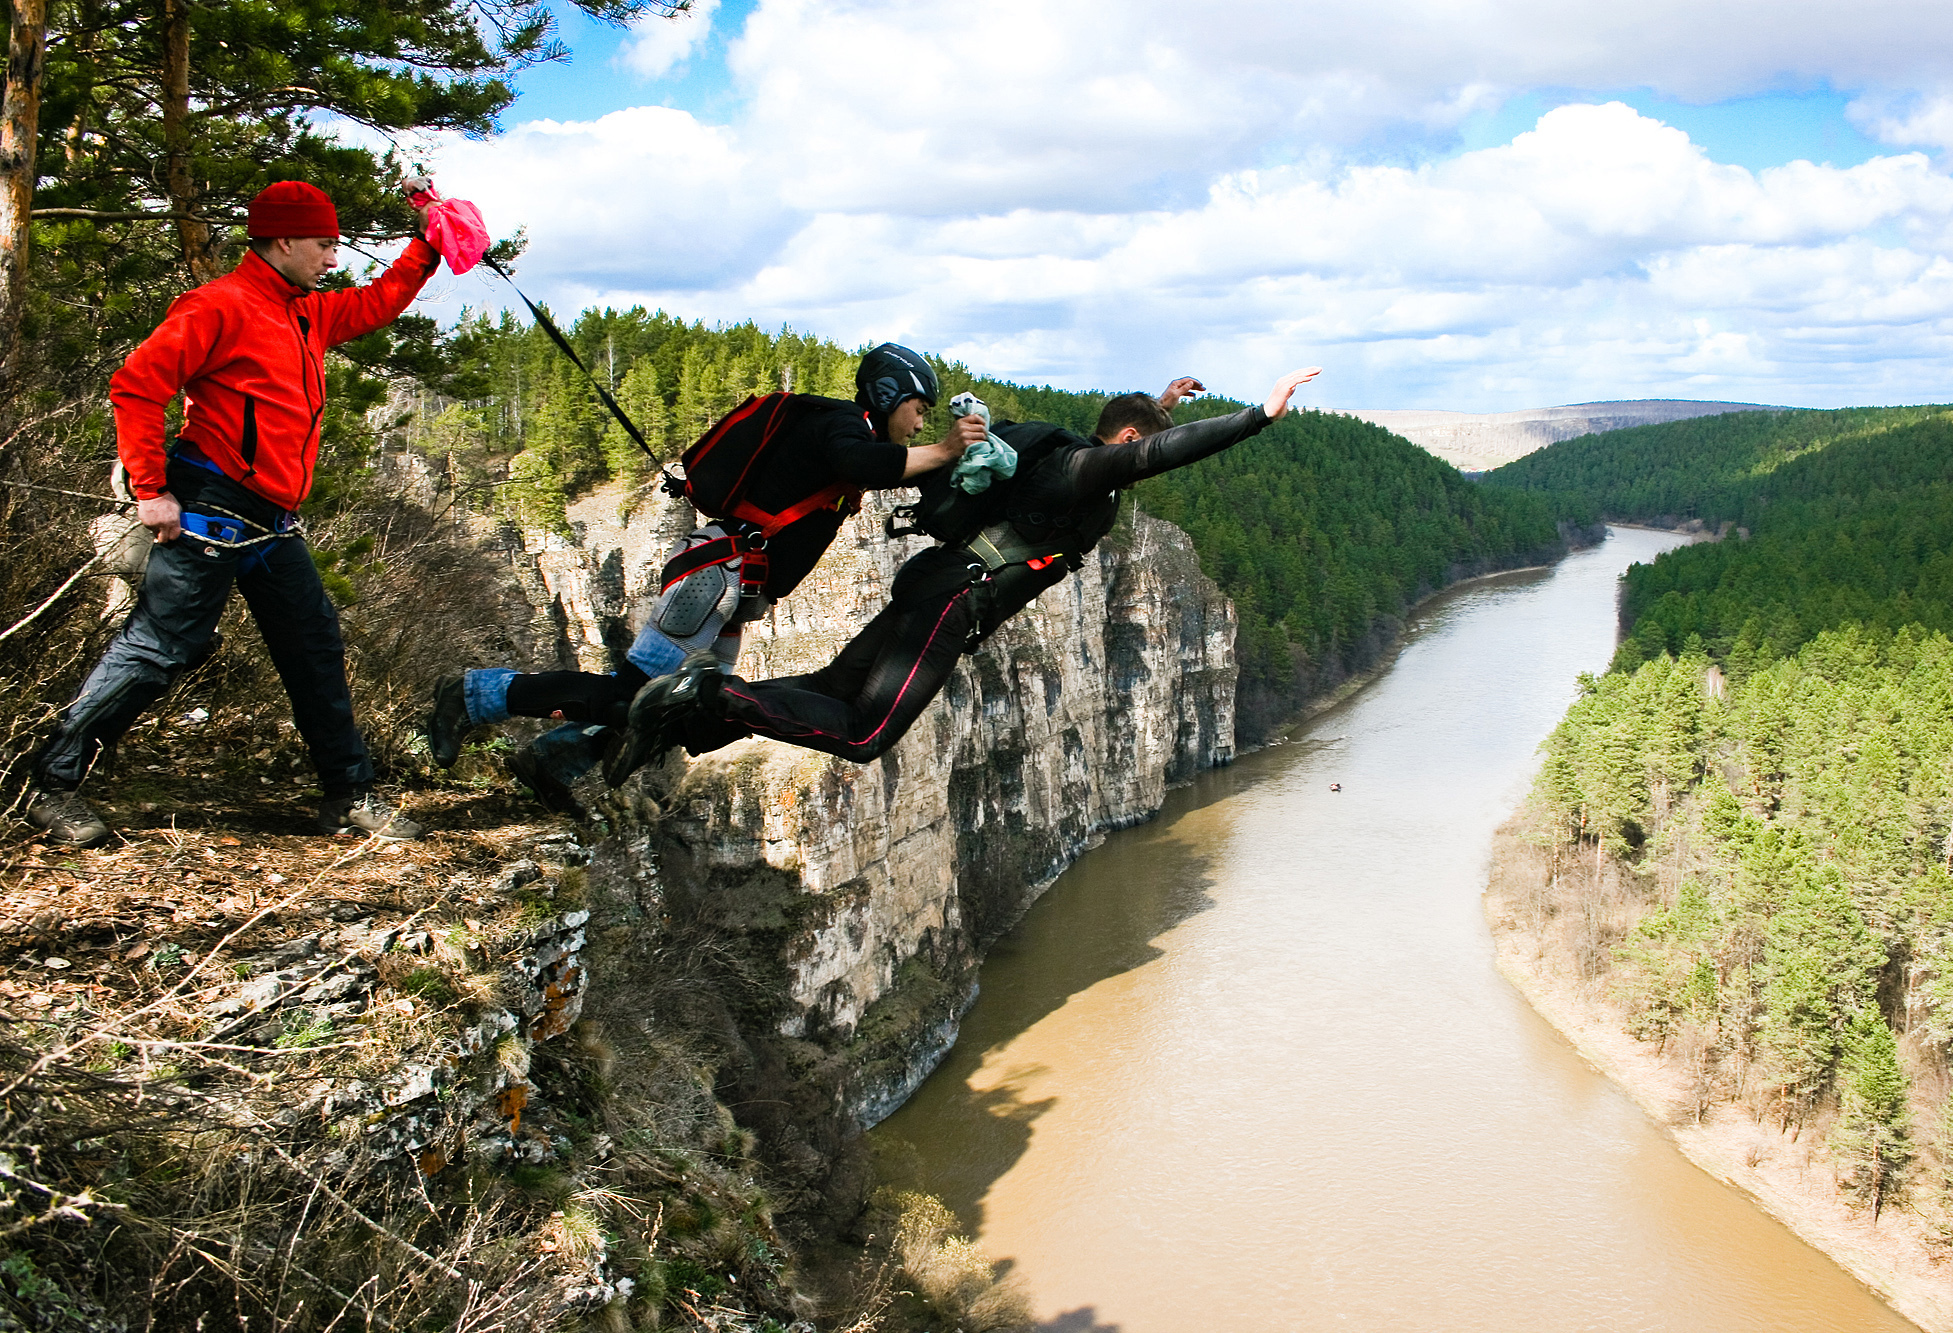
[290,304,321,502]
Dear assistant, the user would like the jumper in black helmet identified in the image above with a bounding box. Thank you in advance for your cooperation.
[855,343,939,437]
[427,344,985,795]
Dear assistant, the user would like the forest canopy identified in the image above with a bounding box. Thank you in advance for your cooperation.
[1499,398,1953,1227]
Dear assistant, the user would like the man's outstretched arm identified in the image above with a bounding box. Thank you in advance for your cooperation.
[1071,366,1323,492]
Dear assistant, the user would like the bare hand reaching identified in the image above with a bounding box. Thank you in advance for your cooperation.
[1159,376,1206,408]
[901,413,987,479]
[1263,367,1323,421]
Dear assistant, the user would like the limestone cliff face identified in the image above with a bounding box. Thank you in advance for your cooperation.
[489,482,1235,1137]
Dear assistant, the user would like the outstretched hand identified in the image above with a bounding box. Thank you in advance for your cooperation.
[1263,367,1322,421]
[1160,376,1205,408]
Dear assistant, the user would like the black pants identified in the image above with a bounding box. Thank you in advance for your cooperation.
[715,575,975,763]
[505,666,646,726]
[36,514,372,795]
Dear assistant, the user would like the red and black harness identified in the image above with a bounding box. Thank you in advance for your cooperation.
[656,392,865,600]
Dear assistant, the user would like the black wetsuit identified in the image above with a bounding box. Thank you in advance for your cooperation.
[702,405,1271,761]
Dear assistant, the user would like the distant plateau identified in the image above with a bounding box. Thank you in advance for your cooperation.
[1341,400,1784,471]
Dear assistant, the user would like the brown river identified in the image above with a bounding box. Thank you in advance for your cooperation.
[874,526,1918,1332]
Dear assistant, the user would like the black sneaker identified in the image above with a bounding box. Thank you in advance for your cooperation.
[602,652,720,787]
[25,788,110,848]
[507,744,586,819]
[428,675,471,769]
[317,790,423,841]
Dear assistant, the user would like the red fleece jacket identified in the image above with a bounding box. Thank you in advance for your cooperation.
[110,239,442,511]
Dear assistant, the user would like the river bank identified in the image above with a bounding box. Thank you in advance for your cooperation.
[1257,517,1607,746]
[1484,815,1953,1333]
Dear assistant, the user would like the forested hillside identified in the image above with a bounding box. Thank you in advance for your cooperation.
[1484,405,1953,676]
[1480,405,1946,521]
[419,309,1574,737]
[1491,402,1953,1251]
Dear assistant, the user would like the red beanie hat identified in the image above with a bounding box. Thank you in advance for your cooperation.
[246,181,339,239]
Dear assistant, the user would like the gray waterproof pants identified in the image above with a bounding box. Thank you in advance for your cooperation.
[34,520,373,795]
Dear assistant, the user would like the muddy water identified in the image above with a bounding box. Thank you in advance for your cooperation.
[875,527,1917,1332]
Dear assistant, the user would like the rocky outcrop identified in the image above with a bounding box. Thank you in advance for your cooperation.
[486,482,1235,1158]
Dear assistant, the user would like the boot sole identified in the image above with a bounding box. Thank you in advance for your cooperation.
[31,823,111,849]
[429,678,469,769]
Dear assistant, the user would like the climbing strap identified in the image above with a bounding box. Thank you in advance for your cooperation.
[963,521,1071,575]
[483,256,657,462]
[179,503,303,551]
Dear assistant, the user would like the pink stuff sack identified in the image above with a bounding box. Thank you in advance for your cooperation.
[405,183,490,275]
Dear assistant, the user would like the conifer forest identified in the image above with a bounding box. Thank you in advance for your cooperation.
[1485,405,1953,1226]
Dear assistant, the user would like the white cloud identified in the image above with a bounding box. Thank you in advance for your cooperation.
[431,105,797,295]
[1850,88,1953,155]
[620,0,720,78]
[410,0,1953,411]
[724,0,1953,214]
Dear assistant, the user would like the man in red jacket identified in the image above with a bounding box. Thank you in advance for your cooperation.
[25,181,449,847]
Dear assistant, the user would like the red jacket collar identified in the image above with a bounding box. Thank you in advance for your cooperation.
[235,248,305,303]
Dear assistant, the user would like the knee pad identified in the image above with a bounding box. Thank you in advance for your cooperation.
[654,559,740,640]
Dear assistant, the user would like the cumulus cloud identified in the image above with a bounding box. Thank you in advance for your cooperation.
[1850,88,1953,156]
[415,0,1953,410]
[726,0,1953,213]
[620,0,719,78]
[432,105,798,295]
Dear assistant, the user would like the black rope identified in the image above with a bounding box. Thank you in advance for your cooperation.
[483,257,658,462]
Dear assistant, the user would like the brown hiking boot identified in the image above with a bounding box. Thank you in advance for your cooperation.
[317,790,423,841]
[25,788,111,848]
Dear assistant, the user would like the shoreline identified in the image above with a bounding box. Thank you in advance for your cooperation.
[1484,822,1953,1333]
[1262,520,1612,742]
[1256,558,1563,746]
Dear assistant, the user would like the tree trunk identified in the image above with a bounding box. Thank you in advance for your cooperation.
[161,0,219,284]
[0,0,48,404]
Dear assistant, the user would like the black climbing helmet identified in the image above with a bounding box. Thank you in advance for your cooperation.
[855,344,939,428]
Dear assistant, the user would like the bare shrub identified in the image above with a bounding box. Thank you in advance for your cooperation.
[885,1190,1031,1332]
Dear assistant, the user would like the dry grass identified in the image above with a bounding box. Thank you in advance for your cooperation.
[0,754,821,1331]
[870,1190,1030,1333]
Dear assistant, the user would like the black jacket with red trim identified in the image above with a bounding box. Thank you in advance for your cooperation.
[733,395,906,598]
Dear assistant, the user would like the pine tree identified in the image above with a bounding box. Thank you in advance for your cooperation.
[1831,1011,1912,1221]
[602,359,667,487]
[6,0,680,401]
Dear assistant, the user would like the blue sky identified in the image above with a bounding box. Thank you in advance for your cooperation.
[419,0,1953,412]
[1454,90,1892,171]
[506,2,756,125]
